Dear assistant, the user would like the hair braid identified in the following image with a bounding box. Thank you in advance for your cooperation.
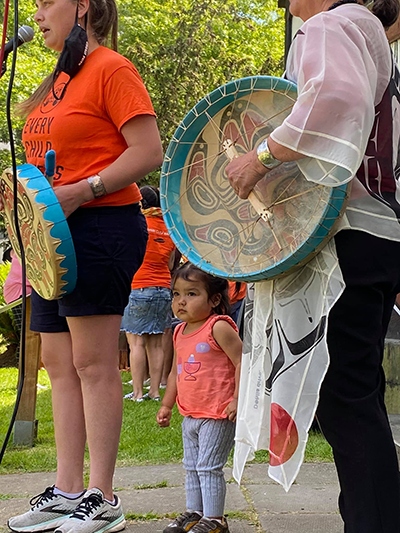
[364,0,400,28]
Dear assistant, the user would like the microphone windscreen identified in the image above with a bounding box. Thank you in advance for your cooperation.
[19,26,34,44]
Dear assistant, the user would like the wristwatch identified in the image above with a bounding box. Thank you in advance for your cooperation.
[256,138,281,170]
[87,175,107,198]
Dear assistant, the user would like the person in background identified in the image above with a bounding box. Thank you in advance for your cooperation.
[3,249,32,305]
[121,186,175,401]
[157,262,242,533]
[228,281,246,325]
[6,0,162,532]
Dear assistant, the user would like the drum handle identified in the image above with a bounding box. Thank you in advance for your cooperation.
[223,139,272,222]
[45,150,56,187]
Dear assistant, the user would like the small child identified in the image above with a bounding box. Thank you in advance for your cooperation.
[157,263,242,533]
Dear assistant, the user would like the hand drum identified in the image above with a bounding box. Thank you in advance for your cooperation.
[160,76,349,281]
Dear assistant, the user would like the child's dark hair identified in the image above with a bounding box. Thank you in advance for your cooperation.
[140,185,160,209]
[172,262,230,316]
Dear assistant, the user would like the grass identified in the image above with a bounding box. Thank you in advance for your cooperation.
[124,512,177,522]
[0,368,333,474]
[123,511,255,523]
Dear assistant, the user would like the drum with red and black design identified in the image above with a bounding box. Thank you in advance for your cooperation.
[160,76,350,281]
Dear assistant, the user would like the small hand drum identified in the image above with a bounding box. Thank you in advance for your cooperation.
[160,76,350,281]
[0,164,77,299]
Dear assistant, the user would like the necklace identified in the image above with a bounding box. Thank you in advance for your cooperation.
[328,0,360,10]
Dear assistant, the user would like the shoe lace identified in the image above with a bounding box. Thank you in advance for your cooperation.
[71,493,103,521]
[29,486,56,508]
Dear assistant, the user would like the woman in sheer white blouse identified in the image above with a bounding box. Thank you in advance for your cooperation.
[227,1,400,532]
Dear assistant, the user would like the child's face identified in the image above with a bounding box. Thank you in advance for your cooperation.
[172,276,218,325]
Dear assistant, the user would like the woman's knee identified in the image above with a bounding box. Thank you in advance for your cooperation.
[40,333,74,378]
[73,351,118,381]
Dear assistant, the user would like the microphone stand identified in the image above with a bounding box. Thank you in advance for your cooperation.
[1,59,7,79]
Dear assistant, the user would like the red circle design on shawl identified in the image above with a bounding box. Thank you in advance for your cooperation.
[269,403,299,466]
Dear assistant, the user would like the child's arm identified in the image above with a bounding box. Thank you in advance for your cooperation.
[212,320,242,422]
[156,349,178,427]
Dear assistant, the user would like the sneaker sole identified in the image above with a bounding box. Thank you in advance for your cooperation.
[104,517,126,533]
[53,516,126,533]
[8,515,72,533]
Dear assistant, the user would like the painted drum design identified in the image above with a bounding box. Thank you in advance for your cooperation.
[161,76,350,282]
[0,164,77,299]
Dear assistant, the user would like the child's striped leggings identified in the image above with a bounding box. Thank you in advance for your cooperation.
[182,416,235,517]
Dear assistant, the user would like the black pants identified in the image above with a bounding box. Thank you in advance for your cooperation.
[317,230,400,533]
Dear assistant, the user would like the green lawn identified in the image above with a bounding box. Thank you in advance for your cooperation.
[0,368,333,474]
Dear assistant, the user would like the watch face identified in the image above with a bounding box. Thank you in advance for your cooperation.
[257,139,279,168]
[257,139,270,155]
[259,151,278,168]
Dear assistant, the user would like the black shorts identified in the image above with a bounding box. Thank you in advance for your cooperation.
[30,203,148,333]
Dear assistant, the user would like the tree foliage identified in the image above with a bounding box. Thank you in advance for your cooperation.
[0,0,285,184]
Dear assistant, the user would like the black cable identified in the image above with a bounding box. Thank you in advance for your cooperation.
[0,0,29,465]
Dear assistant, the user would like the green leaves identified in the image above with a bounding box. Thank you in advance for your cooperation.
[0,2,56,168]
[0,0,285,185]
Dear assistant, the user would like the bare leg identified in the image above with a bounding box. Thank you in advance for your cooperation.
[127,333,147,399]
[146,333,164,398]
[68,315,123,501]
[161,328,173,385]
[40,332,86,493]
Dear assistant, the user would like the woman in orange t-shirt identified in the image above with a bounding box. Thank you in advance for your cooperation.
[121,186,175,402]
[7,1,162,532]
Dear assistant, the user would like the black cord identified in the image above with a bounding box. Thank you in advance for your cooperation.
[0,0,28,465]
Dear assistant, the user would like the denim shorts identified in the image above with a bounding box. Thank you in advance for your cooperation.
[121,286,172,335]
[30,203,148,333]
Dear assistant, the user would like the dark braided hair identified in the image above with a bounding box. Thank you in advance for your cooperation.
[329,0,399,28]
[369,0,400,28]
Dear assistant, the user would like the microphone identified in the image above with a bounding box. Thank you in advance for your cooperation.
[2,26,35,61]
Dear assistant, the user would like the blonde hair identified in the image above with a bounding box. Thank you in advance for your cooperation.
[17,0,118,117]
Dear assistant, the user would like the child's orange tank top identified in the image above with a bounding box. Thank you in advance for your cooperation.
[174,314,238,419]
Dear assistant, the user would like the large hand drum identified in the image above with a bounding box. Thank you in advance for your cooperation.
[161,76,350,281]
[0,164,77,299]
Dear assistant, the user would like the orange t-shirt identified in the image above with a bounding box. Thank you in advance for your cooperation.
[174,315,237,419]
[228,281,247,305]
[22,46,156,207]
[131,213,175,289]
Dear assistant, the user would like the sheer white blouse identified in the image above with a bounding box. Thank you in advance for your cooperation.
[271,4,400,241]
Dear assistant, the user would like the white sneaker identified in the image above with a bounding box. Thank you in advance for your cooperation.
[54,488,125,533]
[8,486,85,532]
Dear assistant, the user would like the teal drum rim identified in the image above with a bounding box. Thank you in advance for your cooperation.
[20,164,77,296]
[2,164,77,298]
[161,76,349,282]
